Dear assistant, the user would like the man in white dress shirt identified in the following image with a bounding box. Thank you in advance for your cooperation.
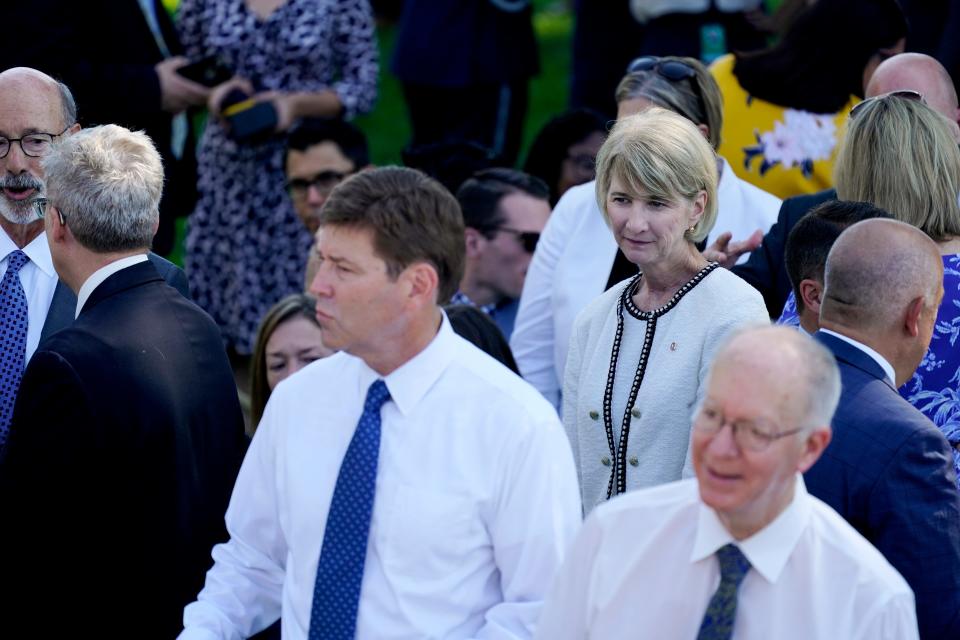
[536,325,918,640]
[180,166,582,639]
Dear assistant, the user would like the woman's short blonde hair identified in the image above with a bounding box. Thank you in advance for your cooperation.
[835,96,960,242]
[595,108,718,243]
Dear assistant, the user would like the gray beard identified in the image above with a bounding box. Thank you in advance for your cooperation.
[0,197,37,225]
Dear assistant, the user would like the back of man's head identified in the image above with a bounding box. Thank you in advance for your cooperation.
[287,117,369,169]
[866,52,959,127]
[786,201,893,315]
[821,218,943,336]
[41,124,162,253]
[319,166,465,303]
[455,168,549,234]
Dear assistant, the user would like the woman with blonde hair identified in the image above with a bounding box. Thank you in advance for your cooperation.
[779,94,960,483]
[563,108,768,514]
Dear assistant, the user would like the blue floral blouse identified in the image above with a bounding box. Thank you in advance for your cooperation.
[777,254,960,487]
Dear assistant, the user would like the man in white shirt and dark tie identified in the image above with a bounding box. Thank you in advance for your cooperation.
[536,325,919,640]
[180,166,582,639]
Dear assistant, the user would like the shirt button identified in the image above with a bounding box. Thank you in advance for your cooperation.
[589,410,600,420]
[601,456,611,466]
[631,408,641,419]
[629,456,639,467]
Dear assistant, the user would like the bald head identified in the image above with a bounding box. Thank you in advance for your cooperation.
[821,219,943,332]
[866,53,959,126]
[0,67,76,131]
[710,325,841,432]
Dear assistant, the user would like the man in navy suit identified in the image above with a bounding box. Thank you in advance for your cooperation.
[0,124,246,638]
[805,218,960,640]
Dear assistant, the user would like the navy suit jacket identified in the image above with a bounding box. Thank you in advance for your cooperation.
[732,188,835,317]
[0,260,245,638]
[806,331,960,640]
[39,251,189,344]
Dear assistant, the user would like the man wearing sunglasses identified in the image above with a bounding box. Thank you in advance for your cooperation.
[453,168,550,340]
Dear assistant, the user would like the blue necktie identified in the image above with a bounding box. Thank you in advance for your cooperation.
[309,379,391,640]
[0,250,29,447]
[697,543,752,640]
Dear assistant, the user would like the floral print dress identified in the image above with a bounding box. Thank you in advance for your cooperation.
[777,255,960,487]
[178,0,377,354]
[710,54,858,200]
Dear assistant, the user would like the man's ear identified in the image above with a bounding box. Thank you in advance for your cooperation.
[799,279,823,315]
[904,296,925,338]
[464,227,486,259]
[403,261,440,306]
[797,426,832,473]
[65,122,81,136]
[45,205,69,246]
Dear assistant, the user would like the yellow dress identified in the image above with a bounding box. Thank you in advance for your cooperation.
[710,54,859,200]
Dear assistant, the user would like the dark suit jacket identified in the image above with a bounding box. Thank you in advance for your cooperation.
[39,251,189,344]
[806,331,960,640]
[732,188,836,317]
[0,0,198,254]
[0,261,246,639]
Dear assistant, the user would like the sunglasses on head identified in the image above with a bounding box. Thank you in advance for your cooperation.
[626,56,698,82]
[849,90,925,118]
[495,227,540,253]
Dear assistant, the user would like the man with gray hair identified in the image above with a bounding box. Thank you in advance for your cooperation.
[0,124,247,639]
[805,218,960,640]
[536,325,919,639]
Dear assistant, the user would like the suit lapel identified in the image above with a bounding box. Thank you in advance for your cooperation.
[815,331,897,392]
[39,280,78,344]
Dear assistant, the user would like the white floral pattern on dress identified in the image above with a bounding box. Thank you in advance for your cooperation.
[744,108,838,178]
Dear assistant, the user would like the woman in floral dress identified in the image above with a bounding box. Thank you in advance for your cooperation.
[178,0,377,356]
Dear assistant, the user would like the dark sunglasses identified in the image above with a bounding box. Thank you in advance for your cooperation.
[849,90,925,118]
[495,227,540,253]
[626,56,697,82]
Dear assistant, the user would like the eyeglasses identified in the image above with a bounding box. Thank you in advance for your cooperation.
[0,126,71,159]
[849,90,925,119]
[286,170,348,198]
[495,227,540,253]
[626,56,698,82]
[693,403,803,452]
[566,152,597,176]
[31,197,66,225]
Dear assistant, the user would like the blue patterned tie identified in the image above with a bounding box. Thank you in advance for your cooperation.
[0,250,29,447]
[697,543,752,640]
[309,379,391,640]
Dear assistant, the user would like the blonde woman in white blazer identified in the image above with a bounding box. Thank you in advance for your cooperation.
[563,109,768,514]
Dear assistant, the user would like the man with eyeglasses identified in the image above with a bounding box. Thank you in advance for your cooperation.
[453,168,550,340]
[536,324,920,639]
[0,67,187,450]
[805,218,960,640]
[286,118,370,236]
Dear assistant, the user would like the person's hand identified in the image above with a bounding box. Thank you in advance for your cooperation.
[703,229,763,268]
[251,91,296,133]
[207,76,255,119]
[156,56,211,114]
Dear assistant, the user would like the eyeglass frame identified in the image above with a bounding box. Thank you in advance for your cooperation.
[0,125,72,159]
[488,226,540,253]
[623,56,706,123]
[31,196,66,226]
[285,169,350,199]
[849,90,925,119]
[692,402,805,452]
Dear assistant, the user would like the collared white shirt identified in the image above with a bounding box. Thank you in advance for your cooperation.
[180,315,582,640]
[820,328,897,385]
[536,476,918,640]
[0,228,58,364]
[75,254,149,318]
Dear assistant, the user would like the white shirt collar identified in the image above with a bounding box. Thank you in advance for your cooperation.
[355,310,457,417]
[0,227,56,278]
[691,474,812,584]
[820,328,896,385]
[76,254,149,317]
